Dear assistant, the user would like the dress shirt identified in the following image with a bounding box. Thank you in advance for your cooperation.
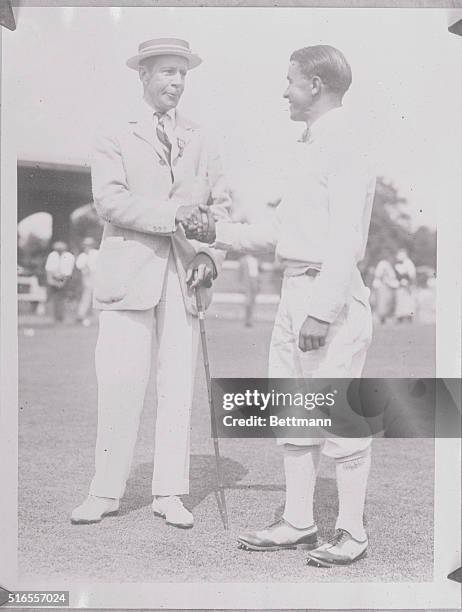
[76,249,99,279]
[45,251,75,278]
[214,106,376,323]
[394,257,416,282]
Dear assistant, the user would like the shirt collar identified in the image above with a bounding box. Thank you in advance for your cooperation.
[301,105,344,143]
[142,97,177,128]
[158,107,176,128]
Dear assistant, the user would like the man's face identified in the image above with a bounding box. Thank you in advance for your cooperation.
[54,243,66,254]
[283,61,315,122]
[141,55,188,113]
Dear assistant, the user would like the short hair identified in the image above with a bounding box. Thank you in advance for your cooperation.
[139,56,158,74]
[290,45,352,98]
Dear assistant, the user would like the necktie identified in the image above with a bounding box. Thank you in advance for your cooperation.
[155,112,172,165]
[299,127,312,144]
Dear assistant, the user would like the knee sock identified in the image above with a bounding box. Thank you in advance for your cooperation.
[282,444,321,529]
[335,448,371,541]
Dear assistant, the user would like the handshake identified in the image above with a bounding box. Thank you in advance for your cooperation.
[175,204,216,244]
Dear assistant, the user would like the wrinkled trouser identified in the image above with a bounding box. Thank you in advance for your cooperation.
[77,281,94,321]
[269,273,373,458]
[89,253,199,499]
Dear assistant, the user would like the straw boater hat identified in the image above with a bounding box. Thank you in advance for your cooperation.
[126,37,202,71]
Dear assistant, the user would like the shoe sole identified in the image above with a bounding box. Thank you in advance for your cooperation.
[70,510,119,525]
[306,549,367,568]
[153,510,193,529]
[237,535,318,552]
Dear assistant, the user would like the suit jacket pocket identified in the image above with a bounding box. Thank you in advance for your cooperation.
[94,239,152,304]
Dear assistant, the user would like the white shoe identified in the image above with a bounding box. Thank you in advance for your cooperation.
[152,496,194,528]
[306,529,368,567]
[71,495,119,524]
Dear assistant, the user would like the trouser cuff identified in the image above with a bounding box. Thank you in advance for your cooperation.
[152,479,189,496]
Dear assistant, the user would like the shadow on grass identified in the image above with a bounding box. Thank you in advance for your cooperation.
[121,454,340,533]
[120,453,249,516]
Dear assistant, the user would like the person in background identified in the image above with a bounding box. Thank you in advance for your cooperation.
[45,241,75,323]
[75,237,99,327]
[239,255,260,327]
[393,247,416,323]
[415,268,436,324]
[372,253,398,324]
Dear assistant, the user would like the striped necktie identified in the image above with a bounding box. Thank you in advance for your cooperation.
[155,112,172,165]
[299,127,312,144]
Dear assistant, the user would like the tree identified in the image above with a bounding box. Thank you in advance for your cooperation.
[410,226,436,269]
[364,178,414,270]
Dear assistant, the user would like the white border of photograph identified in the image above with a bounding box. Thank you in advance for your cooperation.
[1,4,461,609]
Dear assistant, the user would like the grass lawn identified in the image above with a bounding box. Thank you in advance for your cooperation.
[18,319,434,582]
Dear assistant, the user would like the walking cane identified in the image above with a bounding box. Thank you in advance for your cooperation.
[195,287,229,530]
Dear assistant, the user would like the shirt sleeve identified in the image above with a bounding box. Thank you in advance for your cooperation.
[75,253,85,271]
[62,254,75,276]
[308,150,375,323]
[406,259,417,281]
[44,253,55,273]
[214,211,280,254]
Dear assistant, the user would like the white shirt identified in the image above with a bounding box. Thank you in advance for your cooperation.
[76,248,99,278]
[215,106,376,323]
[45,250,75,277]
[395,257,416,282]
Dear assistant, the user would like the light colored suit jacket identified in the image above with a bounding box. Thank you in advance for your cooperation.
[91,102,231,314]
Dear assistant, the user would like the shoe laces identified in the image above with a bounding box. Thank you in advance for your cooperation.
[327,528,350,546]
[267,518,285,529]
[268,518,315,531]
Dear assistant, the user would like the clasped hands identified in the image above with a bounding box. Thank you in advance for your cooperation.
[175,205,330,347]
[175,204,217,290]
[175,203,216,244]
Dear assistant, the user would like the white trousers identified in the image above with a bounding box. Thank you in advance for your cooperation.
[269,273,373,458]
[77,282,93,320]
[89,254,199,499]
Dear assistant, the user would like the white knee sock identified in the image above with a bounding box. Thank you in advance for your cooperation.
[282,444,320,529]
[335,448,371,541]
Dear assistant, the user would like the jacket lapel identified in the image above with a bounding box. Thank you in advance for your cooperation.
[130,108,167,164]
[129,106,198,176]
[171,112,196,165]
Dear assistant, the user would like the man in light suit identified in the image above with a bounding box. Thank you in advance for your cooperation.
[71,37,231,528]
[188,45,376,565]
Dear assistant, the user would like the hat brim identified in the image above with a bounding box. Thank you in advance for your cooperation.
[127,49,202,71]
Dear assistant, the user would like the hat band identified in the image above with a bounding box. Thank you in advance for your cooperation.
[139,44,192,56]
[139,37,190,51]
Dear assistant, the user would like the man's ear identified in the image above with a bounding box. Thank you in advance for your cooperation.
[138,65,148,84]
[311,75,322,96]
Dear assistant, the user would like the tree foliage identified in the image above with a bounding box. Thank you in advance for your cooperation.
[364,177,436,270]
